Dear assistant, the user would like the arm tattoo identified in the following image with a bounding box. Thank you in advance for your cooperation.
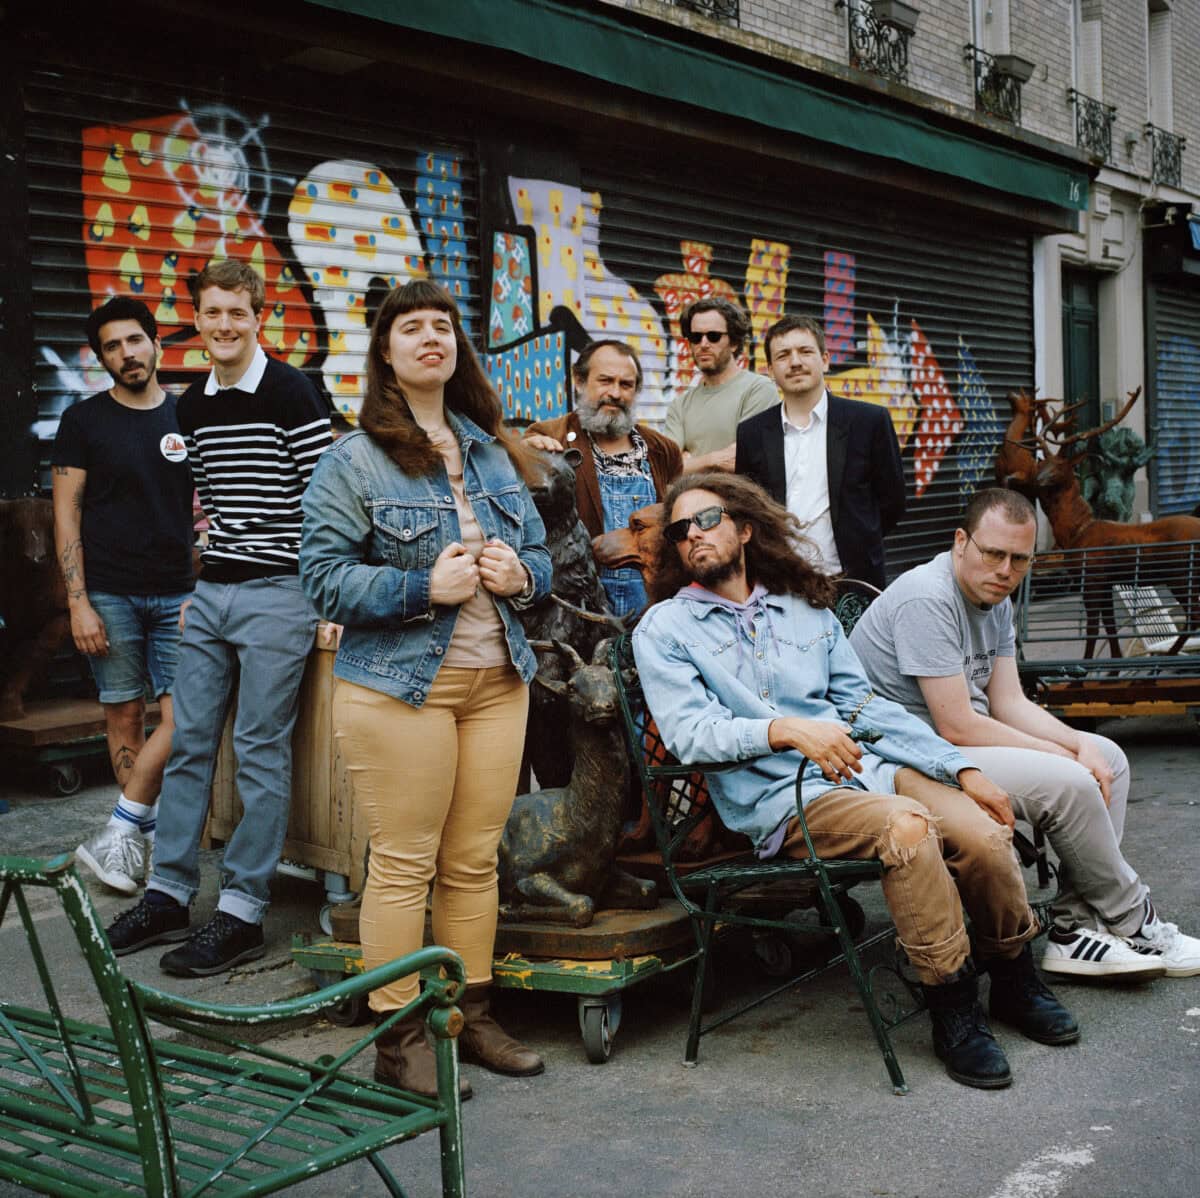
[60,539,86,599]
[73,483,86,513]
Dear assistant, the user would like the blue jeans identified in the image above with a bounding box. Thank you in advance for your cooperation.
[85,591,189,703]
[147,576,318,923]
[597,467,656,620]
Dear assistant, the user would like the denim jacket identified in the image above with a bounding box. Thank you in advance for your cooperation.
[632,587,974,854]
[300,414,551,706]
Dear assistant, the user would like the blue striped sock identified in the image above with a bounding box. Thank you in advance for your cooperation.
[110,795,158,838]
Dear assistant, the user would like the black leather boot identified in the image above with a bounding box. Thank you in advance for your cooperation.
[374,1014,472,1101]
[986,944,1080,1045]
[922,964,1012,1089]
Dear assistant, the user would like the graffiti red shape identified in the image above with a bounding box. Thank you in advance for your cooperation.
[910,321,964,498]
[81,113,315,374]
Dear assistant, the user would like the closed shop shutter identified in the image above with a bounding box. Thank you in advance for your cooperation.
[567,153,1032,578]
[1150,285,1200,513]
[23,60,480,465]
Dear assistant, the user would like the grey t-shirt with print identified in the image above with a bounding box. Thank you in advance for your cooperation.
[848,550,1015,728]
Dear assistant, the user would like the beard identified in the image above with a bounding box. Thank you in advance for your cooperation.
[578,401,635,438]
[115,352,158,393]
[688,546,743,589]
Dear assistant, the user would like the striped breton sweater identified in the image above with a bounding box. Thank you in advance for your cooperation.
[177,357,331,580]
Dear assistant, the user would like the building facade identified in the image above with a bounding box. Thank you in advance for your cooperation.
[2,0,1195,571]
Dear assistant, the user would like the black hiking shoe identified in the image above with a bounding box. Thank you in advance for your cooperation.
[923,964,1012,1089]
[159,910,265,978]
[987,943,1081,1045]
[106,892,190,957]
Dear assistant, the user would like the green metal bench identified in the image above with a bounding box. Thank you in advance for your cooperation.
[0,853,467,1197]
[612,582,924,1095]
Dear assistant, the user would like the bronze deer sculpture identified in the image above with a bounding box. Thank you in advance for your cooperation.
[996,388,1200,659]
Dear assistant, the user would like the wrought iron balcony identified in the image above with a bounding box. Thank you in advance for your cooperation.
[672,0,740,23]
[1146,124,1186,189]
[964,44,1033,125]
[1068,89,1116,163]
[836,1,918,85]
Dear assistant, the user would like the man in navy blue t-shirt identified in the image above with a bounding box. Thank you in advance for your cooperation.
[52,296,195,895]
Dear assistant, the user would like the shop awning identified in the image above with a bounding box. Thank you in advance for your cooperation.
[306,0,1090,215]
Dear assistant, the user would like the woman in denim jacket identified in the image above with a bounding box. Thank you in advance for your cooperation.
[301,280,551,1098]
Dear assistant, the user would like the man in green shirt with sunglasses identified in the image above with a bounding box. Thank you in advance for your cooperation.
[661,297,777,472]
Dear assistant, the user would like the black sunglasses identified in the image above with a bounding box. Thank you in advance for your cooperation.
[686,330,727,345]
[663,505,729,543]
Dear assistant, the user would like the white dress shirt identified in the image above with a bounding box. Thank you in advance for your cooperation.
[781,391,842,573]
[203,346,269,395]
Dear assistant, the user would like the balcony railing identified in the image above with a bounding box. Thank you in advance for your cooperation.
[965,45,1033,125]
[672,0,740,22]
[1146,124,1186,189]
[1068,89,1116,163]
[837,0,917,85]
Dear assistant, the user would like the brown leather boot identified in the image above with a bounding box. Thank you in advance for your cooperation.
[374,1014,472,1101]
[458,984,545,1077]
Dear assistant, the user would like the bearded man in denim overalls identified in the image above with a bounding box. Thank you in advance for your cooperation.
[525,340,682,618]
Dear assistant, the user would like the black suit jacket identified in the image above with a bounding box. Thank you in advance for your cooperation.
[735,392,906,589]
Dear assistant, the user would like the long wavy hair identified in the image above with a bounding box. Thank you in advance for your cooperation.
[360,279,537,484]
[649,472,838,608]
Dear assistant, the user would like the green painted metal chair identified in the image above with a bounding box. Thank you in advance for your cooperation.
[612,588,922,1095]
[0,853,467,1197]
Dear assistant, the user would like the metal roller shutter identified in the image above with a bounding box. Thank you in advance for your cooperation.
[23,61,480,471]
[1150,285,1200,514]
[570,154,1033,577]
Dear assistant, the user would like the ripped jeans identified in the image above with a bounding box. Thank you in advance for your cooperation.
[780,767,1038,985]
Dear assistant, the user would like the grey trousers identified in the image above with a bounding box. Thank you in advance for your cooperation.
[961,733,1147,935]
[148,576,318,923]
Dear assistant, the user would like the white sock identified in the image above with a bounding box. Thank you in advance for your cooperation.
[109,794,157,839]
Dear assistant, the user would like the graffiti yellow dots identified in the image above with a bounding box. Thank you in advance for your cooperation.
[89,203,115,242]
[128,205,151,241]
[172,208,197,250]
[183,348,210,368]
[583,249,604,282]
[103,143,131,194]
[131,130,154,167]
[548,189,564,228]
[515,187,533,227]
[559,241,577,282]
[118,248,144,292]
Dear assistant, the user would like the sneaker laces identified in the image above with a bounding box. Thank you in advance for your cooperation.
[108,898,155,935]
[1134,917,1179,952]
[188,911,244,949]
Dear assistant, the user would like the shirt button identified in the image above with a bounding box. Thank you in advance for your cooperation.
[413,690,424,701]
[443,495,453,503]
[756,651,764,659]
[761,689,769,697]
[402,528,412,537]
[434,646,444,655]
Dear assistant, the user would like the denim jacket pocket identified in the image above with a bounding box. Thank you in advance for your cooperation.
[369,505,441,569]
[481,489,524,542]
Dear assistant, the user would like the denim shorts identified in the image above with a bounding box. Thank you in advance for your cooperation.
[85,591,190,703]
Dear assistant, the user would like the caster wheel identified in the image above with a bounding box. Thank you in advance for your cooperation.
[48,764,83,797]
[578,995,621,1064]
[318,903,333,937]
[752,932,795,978]
[309,969,369,1026]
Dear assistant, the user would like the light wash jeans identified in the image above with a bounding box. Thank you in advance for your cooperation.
[147,576,318,924]
[961,732,1147,934]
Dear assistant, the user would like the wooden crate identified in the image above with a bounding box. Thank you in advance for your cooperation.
[206,627,369,892]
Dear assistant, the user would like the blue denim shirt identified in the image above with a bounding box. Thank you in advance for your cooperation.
[632,587,975,854]
[300,414,551,706]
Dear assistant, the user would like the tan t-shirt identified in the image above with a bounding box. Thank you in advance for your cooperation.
[661,369,778,456]
[429,432,510,668]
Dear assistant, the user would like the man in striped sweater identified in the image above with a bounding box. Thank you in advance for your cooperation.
[105,260,332,977]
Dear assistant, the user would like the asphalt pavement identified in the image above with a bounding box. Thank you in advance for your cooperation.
[1,715,1198,1197]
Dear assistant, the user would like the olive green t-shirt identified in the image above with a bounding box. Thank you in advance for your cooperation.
[662,370,779,456]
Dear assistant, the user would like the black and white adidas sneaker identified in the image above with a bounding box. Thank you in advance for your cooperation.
[1041,925,1166,981]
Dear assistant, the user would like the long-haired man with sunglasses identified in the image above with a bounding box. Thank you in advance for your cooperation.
[661,298,777,473]
[634,472,1078,1089]
[851,487,1200,980]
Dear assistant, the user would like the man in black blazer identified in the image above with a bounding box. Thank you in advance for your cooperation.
[735,315,905,589]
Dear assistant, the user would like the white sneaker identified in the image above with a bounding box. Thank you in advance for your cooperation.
[1041,925,1166,982]
[1124,915,1200,977]
[75,824,145,895]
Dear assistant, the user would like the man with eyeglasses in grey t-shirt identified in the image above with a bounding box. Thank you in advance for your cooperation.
[851,487,1200,982]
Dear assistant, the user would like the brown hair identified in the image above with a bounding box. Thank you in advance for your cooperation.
[962,487,1036,536]
[764,314,826,362]
[572,339,643,390]
[681,297,751,354]
[649,472,838,608]
[192,260,266,314]
[361,279,537,484]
